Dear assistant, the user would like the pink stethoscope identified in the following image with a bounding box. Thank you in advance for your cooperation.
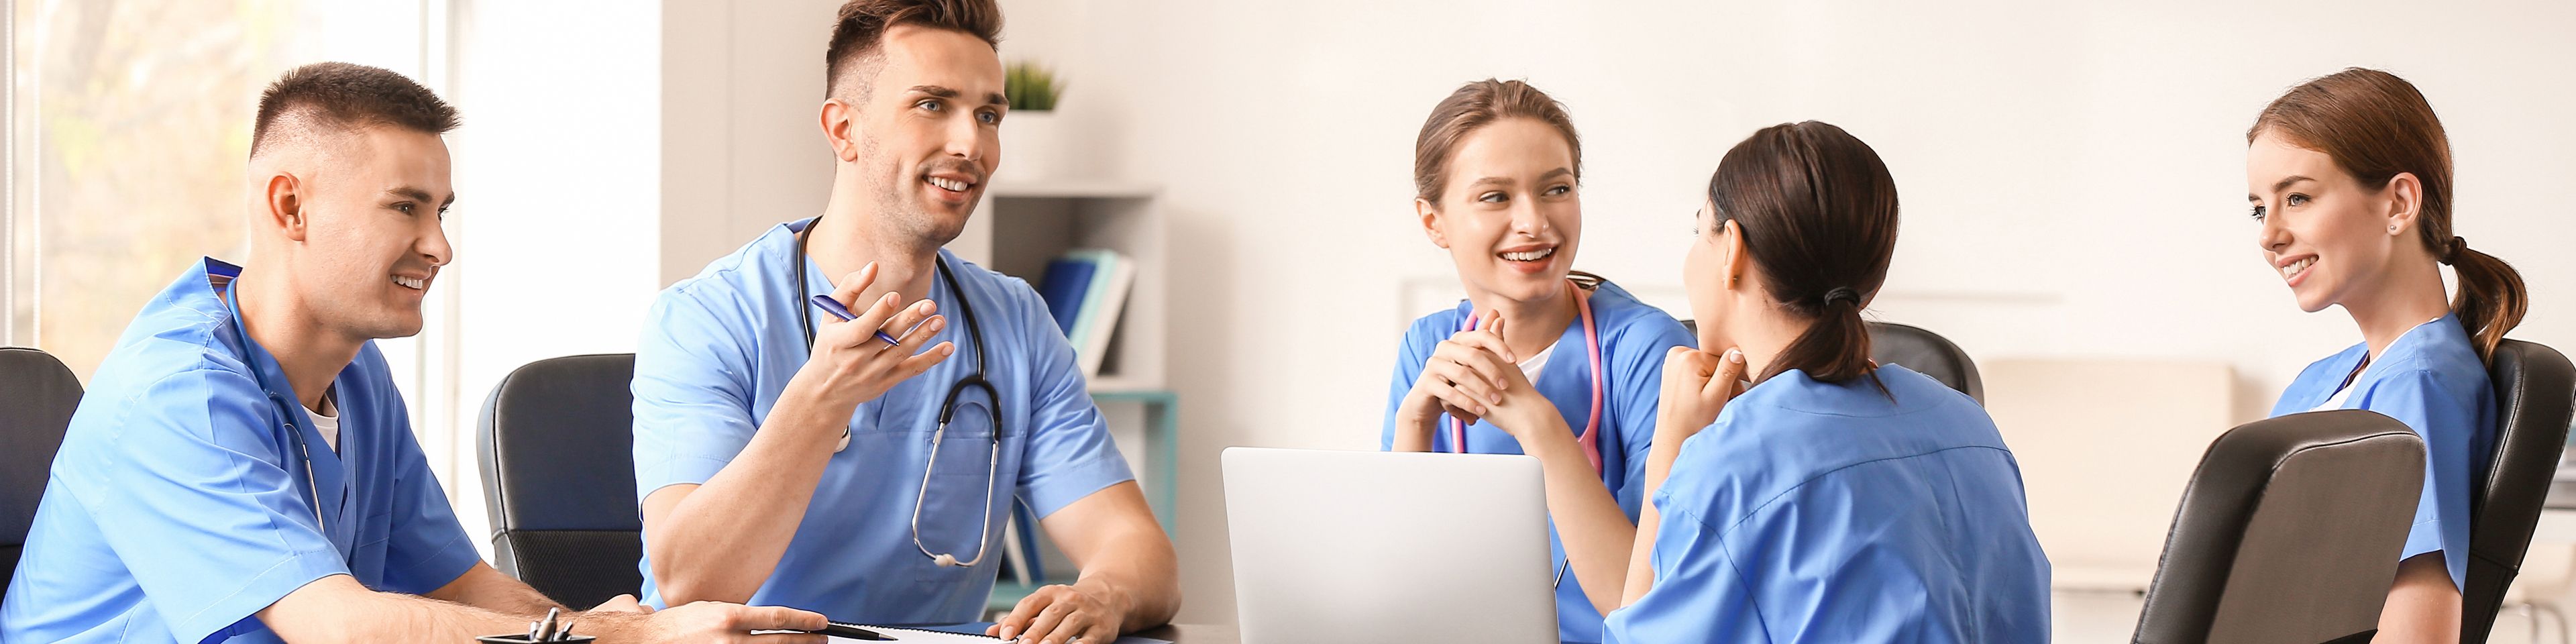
[1446,278,1606,474]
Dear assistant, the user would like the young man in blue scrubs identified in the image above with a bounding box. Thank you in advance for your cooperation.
[630,1,1180,643]
[0,63,823,644]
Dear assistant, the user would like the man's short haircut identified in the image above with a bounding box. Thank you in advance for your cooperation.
[824,0,1004,101]
[250,62,459,160]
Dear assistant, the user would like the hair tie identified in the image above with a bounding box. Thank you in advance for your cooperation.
[1821,286,1862,308]
[2443,236,2468,264]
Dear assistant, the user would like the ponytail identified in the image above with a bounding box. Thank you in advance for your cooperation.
[2442,237,2528,362]
[1764,286,1884,394]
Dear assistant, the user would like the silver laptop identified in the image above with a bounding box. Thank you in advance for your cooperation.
[1222,447,1557,644]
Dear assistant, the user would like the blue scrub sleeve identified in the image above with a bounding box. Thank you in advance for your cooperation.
[2369,369,2478,590]
[1608,502,1764,643]
[58,368,350,644]
[376,408,482,594]
[632,289,765,501]
[1381,321,1438,451]
[1011,290,1135,518]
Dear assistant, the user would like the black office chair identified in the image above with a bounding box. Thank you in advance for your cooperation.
[1866,321,1983,404]
[1,347,83,601]
[1676,319,1982,402]
[2133,409,2427,644]
[478,353,643,608]
[2463,339,2576,643]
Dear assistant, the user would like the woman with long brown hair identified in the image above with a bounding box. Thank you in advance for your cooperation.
[1383,78,1694,643]
[2247,68,2528,643]
[1605,121,2049,642]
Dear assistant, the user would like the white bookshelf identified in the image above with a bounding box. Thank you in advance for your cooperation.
[948,181,1178,609]
[946,181,1167,392]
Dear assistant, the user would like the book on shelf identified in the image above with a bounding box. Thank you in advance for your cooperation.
[1033,248,1136,377]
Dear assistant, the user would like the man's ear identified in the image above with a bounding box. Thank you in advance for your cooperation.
[820,97,862,163]
[1415,198,1449,249]
[2385,171,2424,237]
[264,172,309,242]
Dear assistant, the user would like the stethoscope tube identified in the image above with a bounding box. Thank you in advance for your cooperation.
[795,217,1005,570]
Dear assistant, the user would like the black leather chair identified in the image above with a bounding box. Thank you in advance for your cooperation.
[1,348,82,600]
[1676,319,1982,402]
[478,354,642,608]
[2463,339,2576,643]
[2133,409,2427,644]
[1866,321,1983,404]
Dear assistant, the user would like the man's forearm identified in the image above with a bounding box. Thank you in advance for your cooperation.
[1072,531,1182,631]
[645,384,851,604]
[265,575,542,644]
[428,563,562,616]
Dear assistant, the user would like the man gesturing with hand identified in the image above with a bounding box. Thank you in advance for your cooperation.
[630,1,1178,642]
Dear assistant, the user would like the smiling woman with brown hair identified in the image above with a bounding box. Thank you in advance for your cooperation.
[2246,67,2528,644]
[1381,78,1694,644]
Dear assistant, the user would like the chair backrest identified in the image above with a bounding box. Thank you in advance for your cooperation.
[2462,339,2576,643]
[478,353,641,608]
[1674,319,1982,402]
[1866,321,1983,404]
[2133,409,2426,644]
[0,347,82,600]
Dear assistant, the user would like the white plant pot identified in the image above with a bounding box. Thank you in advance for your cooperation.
[1000,111,1063,182]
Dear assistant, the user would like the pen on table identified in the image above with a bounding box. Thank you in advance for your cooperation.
[810,294,904,345]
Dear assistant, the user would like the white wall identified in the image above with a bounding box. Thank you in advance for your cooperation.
[437,0,663,551]
[984,0,2576,624]
[661,0,841,286]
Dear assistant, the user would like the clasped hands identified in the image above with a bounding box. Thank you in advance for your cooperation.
[1397,311,1562,441]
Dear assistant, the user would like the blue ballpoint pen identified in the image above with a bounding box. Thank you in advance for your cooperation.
[810,294,905,345]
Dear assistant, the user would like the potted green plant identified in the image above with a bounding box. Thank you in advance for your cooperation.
[1001,60,1065,180]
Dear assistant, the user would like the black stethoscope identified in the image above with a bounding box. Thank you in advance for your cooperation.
[795,216,1006,568]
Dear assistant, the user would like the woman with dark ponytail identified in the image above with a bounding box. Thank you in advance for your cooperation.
[2247,68,2526,643]
[1603,122,2050,643]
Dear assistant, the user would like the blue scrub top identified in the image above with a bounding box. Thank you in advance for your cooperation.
[2270,313,2493,590]
[632,218,1134,622]
[1380,280,1693,644]
[1,258,480,644]
[1605,365,2051,644]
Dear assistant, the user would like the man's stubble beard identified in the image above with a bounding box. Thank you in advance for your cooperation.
[859,132,975,251]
